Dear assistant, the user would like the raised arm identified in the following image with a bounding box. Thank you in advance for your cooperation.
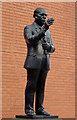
[24,25,48,45]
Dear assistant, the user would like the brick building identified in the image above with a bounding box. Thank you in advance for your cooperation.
[2,2,76,119]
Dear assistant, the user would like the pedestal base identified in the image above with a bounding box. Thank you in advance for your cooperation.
[16,115,59,119]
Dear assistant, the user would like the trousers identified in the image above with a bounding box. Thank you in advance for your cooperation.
[25,55,49,113]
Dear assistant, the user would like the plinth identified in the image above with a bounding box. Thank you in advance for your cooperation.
[14,115,62,120]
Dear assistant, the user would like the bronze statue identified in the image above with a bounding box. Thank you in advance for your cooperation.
[24,8,55,116]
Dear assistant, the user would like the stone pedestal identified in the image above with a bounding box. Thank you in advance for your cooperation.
[1,118,76,120]
[14,115,62,120]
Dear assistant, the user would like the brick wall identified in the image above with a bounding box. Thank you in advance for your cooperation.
[2,2,75,118]
[0,2,2,120]
[75,1,77,119]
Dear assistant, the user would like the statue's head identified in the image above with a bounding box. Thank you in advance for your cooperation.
[33,8,47,26]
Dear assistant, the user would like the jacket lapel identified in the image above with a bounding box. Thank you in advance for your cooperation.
[33,22,41,33]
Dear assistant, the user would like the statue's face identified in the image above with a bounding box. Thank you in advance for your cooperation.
[34,8,47,25]
[36,12,47,25]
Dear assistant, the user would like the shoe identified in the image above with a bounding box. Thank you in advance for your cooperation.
[25,109,34,116]
[36,107,50,116]
[26,112,34,116]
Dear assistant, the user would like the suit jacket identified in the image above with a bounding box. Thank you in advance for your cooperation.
[24,22,55,70]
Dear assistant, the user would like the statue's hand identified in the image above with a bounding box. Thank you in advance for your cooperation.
[45,18,54,27]
[42,43,50,50]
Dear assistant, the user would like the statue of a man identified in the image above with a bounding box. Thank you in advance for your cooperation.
[24,8,55,116]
